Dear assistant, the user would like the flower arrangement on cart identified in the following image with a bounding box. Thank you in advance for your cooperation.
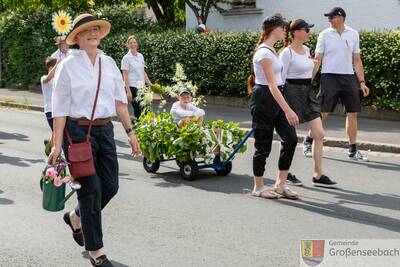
[134,63,251,180]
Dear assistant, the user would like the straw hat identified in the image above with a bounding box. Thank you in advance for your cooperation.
[66,14,111,45]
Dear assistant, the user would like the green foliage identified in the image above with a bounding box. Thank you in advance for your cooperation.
[135,112,247,163]
[0,5,158,87]
[1,4,399,111]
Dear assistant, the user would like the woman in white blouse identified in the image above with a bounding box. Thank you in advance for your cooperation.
[48,14,140,266]
[280,19,337,188]
[121,35,152,122]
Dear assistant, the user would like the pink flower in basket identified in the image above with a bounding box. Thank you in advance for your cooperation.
[46,167,57,178]
[62,176,71,184]
[53,176,63,187]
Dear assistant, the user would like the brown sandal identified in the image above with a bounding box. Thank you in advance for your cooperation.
[273,186,299,200]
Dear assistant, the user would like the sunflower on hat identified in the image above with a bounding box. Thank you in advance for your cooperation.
[52,10,73,35]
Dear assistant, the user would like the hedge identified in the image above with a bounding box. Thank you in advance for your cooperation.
[1,8,399,111]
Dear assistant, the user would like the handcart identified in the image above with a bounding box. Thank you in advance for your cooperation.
[142,128,254,181]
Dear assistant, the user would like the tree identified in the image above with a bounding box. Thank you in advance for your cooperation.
[185,0,231,24]
[144,0,185,26]
[0,0,144,12]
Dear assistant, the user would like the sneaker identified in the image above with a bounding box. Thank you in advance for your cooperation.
[287,173,303,186]
[348,150,369,162]
[302,139,312,158]
[312,175,337,188]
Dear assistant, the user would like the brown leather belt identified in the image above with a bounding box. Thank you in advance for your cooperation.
[68,117,111,126]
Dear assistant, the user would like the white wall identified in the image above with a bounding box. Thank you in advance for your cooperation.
[186,0,400,32]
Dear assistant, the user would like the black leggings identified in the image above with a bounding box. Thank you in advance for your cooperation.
[250,84,297,177]
[130,86,142,119]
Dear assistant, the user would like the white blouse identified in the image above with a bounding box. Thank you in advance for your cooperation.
[120,51,146,88]
[253,44,284,86]
[52,49,128,119]
[280,46,314,81]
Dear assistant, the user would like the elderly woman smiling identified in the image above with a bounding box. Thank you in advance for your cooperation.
[48,14,140,267]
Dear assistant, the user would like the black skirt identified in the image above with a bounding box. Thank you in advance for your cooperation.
[284,81,321,124]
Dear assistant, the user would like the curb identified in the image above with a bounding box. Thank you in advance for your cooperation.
[1,101,399,154]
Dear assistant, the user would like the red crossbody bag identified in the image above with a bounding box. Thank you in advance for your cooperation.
[64,58,102,178]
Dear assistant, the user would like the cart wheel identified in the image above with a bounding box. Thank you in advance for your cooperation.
[215,161,232,176]
[180,161,199,181]
[143,157,160,173]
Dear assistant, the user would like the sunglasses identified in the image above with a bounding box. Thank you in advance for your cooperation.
[297,28,310,33]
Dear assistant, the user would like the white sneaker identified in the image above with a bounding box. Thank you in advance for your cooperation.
[347,150,369,162]
[303,139,312,158]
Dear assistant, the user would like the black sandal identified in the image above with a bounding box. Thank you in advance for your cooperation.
[90,255,114,267]
[63,212,84,247]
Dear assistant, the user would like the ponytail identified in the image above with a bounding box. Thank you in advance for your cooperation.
[284,20,292,47]
[247,30,269,95]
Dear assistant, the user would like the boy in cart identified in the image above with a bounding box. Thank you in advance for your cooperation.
[170,86,205,127]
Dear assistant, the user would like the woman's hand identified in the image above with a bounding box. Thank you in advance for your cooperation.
[285,109,299,127]
[126,89,133,102]
[47,146,62,165]
[128,133,141,157]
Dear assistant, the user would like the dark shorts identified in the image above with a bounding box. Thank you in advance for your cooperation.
[284,80,321,124]
[318,74,361,113]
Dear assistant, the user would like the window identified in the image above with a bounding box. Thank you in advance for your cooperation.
[231,0,256,9]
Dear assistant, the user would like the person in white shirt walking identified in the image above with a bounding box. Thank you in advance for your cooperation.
[121,35,152,122]
[303,7,370,161]
[48,14,140,267]
[40,57,59,130]
[280,19,337,188]
[170,86,205,126]
[247,14,299,200]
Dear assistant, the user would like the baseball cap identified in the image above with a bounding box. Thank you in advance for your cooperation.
[178,86,191,96]
[290,19,314,31]
[262,13,288,30]
[324,7,346,18]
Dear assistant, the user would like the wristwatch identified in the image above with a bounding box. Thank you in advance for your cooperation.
[359,80,365,84]
[125,127,133,135]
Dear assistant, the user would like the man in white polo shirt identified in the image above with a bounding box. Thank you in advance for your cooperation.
[303,7,370,161]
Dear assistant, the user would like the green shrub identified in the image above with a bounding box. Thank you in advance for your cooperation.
[1,6,399,111]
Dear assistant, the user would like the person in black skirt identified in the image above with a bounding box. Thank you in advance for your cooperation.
[248,14,299,200]
[280,19,337,188]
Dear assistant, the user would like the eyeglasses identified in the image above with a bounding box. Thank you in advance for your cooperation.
[328,15,339,20]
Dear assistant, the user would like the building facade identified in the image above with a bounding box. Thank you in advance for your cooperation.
[186,0,400,32]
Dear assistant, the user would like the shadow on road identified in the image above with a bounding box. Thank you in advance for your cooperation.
[150,169,400,233]
[0,197,14,205]
[81,251,131,267]
[0,152,43,167]
[0,131,30,141]
[324,156,400,172]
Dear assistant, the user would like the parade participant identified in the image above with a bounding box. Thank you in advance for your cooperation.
[280,19,337,187]
[48,13,140,267]
[247,13,299,200]
[170,86,205,126]
[121,35,152,123]
[303,7,370,161]
[51,35,70,60]
[40,57,59,130]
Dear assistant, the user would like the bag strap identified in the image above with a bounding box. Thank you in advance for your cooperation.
[250,46,278,75]
[65,57,102,145]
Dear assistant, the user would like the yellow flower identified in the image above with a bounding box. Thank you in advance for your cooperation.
[52,10,73,35]
[88,0,95,7]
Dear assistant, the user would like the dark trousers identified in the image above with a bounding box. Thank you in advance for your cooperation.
[63,119,119,251]
[130,86,142,119]
[250,85,298,177]
[45,112,53,130]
